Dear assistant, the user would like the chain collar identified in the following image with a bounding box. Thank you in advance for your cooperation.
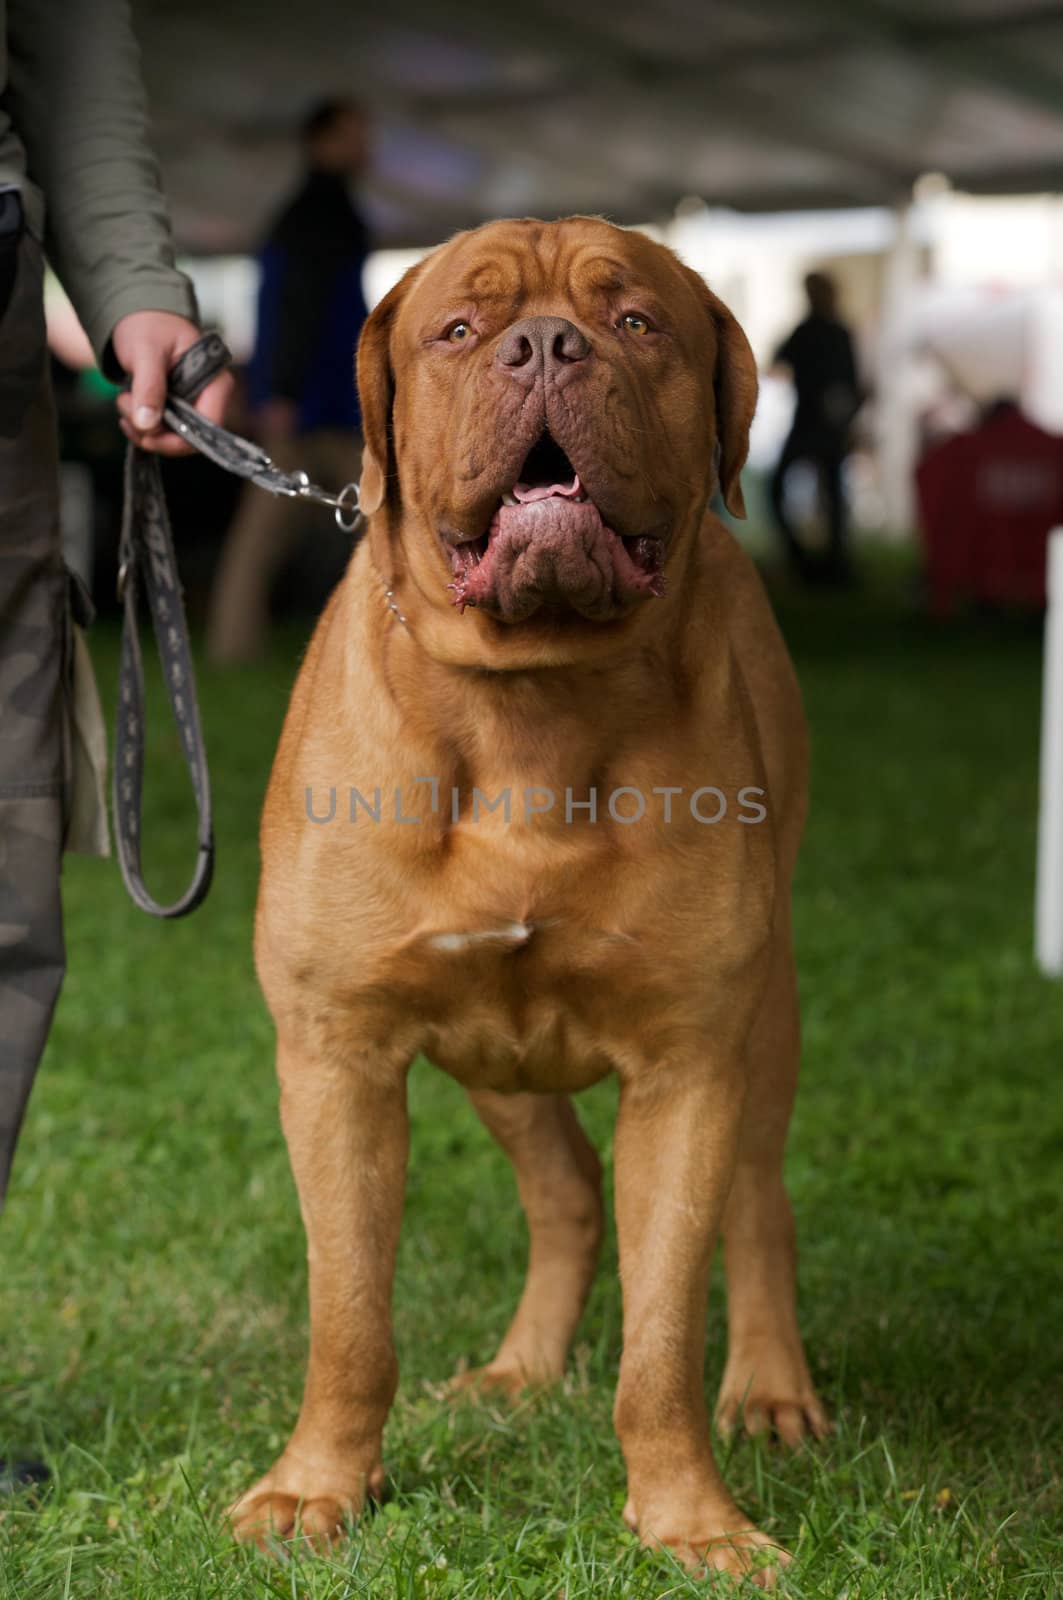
[383,585,409,627]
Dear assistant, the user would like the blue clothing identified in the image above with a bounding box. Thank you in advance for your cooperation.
[247,168,369,434]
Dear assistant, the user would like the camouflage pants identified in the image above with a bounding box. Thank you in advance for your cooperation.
[0,235,67,1205]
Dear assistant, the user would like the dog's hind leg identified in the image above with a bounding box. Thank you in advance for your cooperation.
[450,1090,603,1395]
[716,915,831,1447]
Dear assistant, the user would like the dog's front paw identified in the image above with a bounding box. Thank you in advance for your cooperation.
[228,1453,383,1553]
[625,1497,791,1589]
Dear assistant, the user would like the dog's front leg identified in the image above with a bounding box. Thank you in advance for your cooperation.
[612,1062,789,1588]
[230,1040,409,1551]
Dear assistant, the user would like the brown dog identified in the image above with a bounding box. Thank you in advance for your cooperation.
[229,216,829,1585]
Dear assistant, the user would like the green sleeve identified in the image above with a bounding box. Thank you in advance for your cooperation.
[5,0,199,374]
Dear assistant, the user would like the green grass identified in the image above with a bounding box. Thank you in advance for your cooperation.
[1,546,1061,1598]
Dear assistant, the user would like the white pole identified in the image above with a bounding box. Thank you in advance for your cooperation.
[1035,528,1063,976]
[877,200,920,538]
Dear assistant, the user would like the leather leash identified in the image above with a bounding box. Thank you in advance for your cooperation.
[113,331,363,918]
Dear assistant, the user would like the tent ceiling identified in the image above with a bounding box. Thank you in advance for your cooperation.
[132,0,1063,251]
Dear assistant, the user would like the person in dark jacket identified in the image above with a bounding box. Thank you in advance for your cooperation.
[0,0,232,1198]
[207,99,371,664]
[770,271,862,583]
[0,0,232,1494]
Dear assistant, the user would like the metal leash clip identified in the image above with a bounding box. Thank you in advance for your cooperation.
[162,396,364,534]
[283,471,363,532]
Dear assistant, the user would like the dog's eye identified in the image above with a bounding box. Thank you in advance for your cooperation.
[446,322,472,343]
[620,312,652,336]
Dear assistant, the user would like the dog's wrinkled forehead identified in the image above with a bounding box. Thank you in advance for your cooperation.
[357,215,757,523]
[397,217,708,341]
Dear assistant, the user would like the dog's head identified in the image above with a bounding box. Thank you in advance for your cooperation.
[357,216,756,659]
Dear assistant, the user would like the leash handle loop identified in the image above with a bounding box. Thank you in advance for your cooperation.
[112,331,364,918]
[112,335,229,918]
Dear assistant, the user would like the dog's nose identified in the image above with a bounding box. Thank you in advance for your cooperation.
[495,316,591,383]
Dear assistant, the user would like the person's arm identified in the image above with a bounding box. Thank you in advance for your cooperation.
[6,0,195,368]
[268,247,328,408]
[766,329,795,381]
[265,199,371,421]
[773,331,794,369]
[6,0,231,453]
[841,327,860,394]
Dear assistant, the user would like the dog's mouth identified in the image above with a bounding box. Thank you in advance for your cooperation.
[445,429,666,623]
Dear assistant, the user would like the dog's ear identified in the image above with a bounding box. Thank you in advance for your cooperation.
[677,263,758,519]
[356,261,424,516]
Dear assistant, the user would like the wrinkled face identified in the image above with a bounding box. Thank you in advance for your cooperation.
[358,218,756,630]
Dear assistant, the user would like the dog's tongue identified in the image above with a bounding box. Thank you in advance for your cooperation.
[512,474,583,504]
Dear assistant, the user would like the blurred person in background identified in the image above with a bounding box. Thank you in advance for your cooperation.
[206,99,371,665]
[770,270,863,585]
[0,0,231,1489]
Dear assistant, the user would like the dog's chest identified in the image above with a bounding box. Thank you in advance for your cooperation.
[276,724,776,1091]
[361,823,734,1093]
[392,903,640,1092]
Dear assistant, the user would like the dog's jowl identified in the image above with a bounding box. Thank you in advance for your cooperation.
[229,216,830,1587]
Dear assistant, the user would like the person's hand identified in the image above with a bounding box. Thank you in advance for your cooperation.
[257,397,299,445]
[111,310,234,458]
